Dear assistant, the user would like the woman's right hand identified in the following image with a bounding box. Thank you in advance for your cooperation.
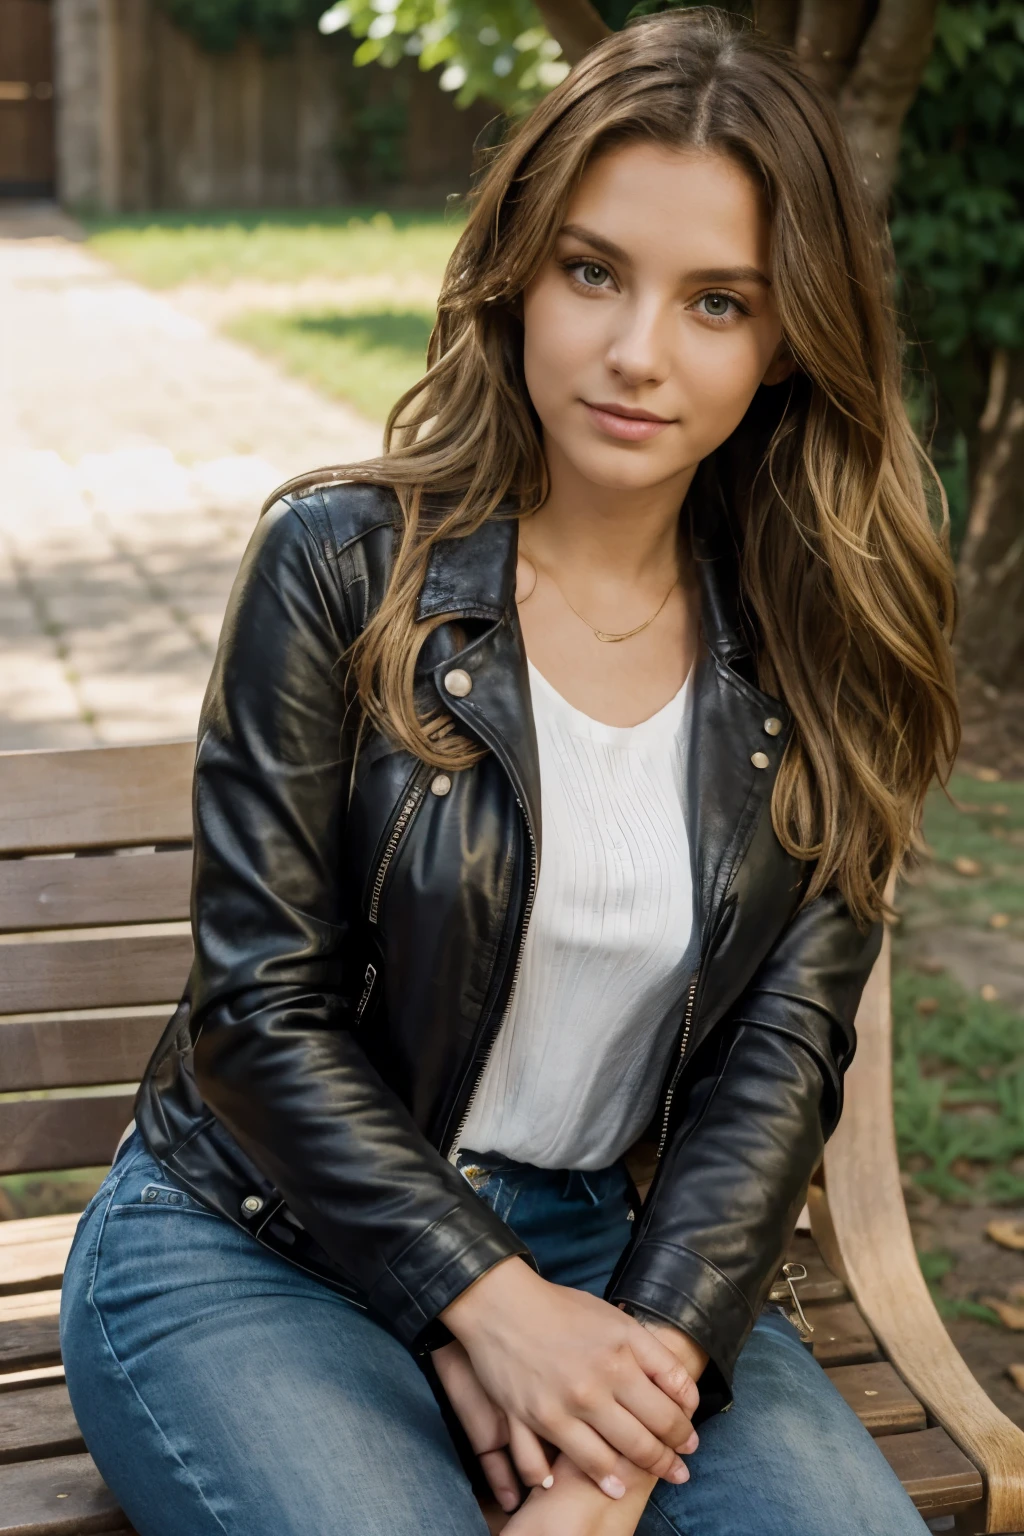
[441,1257,700,1499]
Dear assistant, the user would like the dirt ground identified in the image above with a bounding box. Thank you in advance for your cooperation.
[906,1185,1024,1428]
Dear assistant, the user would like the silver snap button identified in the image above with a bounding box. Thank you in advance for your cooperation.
[764,717,783,737]
[241,1196,264,1217]
[751,751,770,770]
[142,1186,158,1202]
[167,1191,184,1205]
[443,668,472,698]
[430,773,452,797]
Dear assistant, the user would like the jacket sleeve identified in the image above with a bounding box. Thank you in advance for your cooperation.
[188,499,527,1350]
[609,888,881,1415]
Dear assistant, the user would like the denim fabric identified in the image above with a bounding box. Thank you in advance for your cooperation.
[61,1133,928,1536]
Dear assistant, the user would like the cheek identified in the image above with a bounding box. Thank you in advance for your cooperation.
[676,327,777,434]
[522,283,595,414]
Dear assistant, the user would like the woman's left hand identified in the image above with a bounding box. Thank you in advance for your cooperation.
[432,1341,552,1516]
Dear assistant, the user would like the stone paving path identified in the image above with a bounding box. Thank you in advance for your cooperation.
[0,207,381,751]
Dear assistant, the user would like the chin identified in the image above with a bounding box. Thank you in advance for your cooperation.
[559,437,691,495]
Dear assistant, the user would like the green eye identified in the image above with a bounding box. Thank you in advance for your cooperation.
[702,294,732,317]
[581,263,608,286]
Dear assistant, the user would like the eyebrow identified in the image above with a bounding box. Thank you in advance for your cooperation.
[557,224,771,288]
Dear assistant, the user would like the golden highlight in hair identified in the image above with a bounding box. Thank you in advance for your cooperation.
[269,7,959,928]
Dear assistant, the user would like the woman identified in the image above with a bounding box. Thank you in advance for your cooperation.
[61,10,958,1536]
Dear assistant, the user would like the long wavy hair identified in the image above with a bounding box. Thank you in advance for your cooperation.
[269,7,958,927]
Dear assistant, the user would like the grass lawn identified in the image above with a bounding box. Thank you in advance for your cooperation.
[83,208,462,290]
[894,772,1024,1207]
[228,306,436,425]
[84,208,456,421]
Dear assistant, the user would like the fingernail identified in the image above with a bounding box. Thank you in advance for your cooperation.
[670,1463,690,1484]
[541,1475,554,1489]
[684,1431,699,1453]
[499,1491,519,1512]
[600,1476,626,1499]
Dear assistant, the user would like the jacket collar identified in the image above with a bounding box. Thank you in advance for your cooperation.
[416,498,753,669]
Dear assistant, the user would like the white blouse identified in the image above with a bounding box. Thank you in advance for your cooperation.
[459,661,696,1170]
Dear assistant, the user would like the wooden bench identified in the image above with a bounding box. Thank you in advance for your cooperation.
[0,740,1022,1534]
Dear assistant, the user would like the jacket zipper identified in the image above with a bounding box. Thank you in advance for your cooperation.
[368,780,426,925]
[655,969,700,1158]
[354,963,377,1020]
[446,794,538,1163]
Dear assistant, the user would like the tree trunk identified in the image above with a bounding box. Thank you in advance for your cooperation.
[532,0,610,64]
[955,349,1024,690]
[539,0,936,210]
[754,0,938,208]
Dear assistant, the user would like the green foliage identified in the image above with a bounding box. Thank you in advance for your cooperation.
[317,1,570,112]
[158,0,326,52]
[891,2,1024,473]
[314,0,742,112]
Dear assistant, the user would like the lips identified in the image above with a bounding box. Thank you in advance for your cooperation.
[583,401,674,442]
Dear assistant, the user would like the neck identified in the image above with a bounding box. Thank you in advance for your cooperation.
[524,435,696,583]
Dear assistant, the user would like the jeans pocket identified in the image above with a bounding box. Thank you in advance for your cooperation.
[464,1169,520,1226]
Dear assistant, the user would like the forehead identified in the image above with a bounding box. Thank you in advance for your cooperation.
[565,140,771,272]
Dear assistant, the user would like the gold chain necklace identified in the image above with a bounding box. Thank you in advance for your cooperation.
[520,552,678,644]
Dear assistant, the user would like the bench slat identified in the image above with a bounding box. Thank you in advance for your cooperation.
[0,1319,62,1376]
[0,1385,83,1466]
[804,1300,882,1367]
[0,1097,135,1178]
[0,1450,127,1534]
[0,743,193,858]
[824,1362,927,1436]
[877,1426,984,1517]
[0,852,192,934]
[0,1013,168,1093]
[0,932,192,1015]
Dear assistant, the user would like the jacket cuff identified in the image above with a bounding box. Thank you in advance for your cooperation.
[609,1239,754,1412]
[368,1199,531,1351]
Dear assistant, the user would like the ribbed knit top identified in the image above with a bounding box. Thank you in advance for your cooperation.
[459,661,696,1171]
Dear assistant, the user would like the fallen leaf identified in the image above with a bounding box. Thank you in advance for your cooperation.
[982,1297,1024,1330]
[991,804,1009,815]
[953,856,983,876]
[980,983,999,1002]
[989,913,1011,929]
[1009,1364,1024,1393]
[976,767,1002,783]
[914,957,946,976]
[988,1220,1024,1251]
[915,996,940,1016]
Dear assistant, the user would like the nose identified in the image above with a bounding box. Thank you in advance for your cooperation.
[605,294,670,388]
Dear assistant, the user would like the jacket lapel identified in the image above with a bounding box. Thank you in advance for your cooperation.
[417,517,543,855]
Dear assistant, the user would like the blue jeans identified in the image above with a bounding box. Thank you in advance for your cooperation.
[61,1132,928,1536]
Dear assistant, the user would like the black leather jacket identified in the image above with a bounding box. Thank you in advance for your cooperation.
[136,481,880,1416]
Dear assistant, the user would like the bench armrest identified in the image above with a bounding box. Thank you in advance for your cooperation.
[823,925,1024,1533]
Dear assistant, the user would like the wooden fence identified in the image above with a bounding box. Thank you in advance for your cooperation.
[54,0,494,211]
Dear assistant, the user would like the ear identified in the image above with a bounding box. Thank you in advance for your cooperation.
[761,341,797,388]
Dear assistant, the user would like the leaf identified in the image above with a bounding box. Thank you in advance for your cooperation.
[987,1218,1024,1251]
[953,856,984,875]
[1009,1363,1024,1392]
[982,1297,1024,1330]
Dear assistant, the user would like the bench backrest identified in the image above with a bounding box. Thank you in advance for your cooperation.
[0,743,195,1181]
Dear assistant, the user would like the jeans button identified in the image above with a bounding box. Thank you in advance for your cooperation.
[242,1195,264,1217]
[142,1186,158,1202]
